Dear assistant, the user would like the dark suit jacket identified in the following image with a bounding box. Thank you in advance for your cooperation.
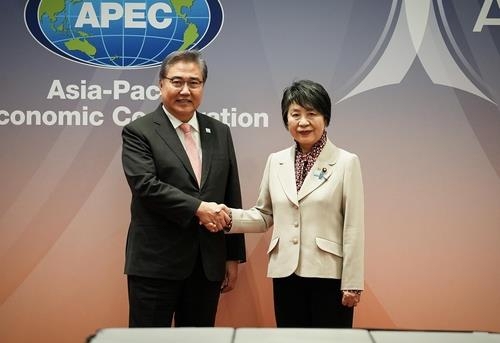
[122,105,246,282]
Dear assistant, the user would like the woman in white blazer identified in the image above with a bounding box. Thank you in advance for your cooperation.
[225,80,364,328]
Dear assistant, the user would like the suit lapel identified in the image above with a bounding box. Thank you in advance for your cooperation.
[297,140,339,201]
[277,148,299,207]
[152,106,198,185]
[197,112,215,189]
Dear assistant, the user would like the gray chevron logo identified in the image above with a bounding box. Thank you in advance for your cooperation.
[338,0,495,104]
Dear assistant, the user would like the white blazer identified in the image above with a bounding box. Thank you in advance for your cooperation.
[231,139,364,290]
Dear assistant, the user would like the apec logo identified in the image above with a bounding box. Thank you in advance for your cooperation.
[24,0,223,69]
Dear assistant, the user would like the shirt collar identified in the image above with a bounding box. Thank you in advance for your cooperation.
[295,130,327,158]
[162,105,200,133]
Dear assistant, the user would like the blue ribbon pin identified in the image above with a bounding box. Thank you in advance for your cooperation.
[313,167,328,180]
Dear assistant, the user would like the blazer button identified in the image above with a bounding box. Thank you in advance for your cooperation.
[291,237,299,244]
[294,222,299,227]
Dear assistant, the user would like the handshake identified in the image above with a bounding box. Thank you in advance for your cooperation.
[196,201,232,233]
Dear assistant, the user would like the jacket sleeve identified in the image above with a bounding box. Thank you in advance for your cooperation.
[340,154,365,290]
[121,122,201,226]
[230,154,274,233]
[222,125,247,262]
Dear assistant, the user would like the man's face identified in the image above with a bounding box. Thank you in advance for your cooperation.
[160,61,204,122]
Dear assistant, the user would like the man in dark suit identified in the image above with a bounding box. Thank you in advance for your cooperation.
[121,50,246,327]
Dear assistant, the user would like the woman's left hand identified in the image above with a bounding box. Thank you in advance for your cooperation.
[342,290,361,307]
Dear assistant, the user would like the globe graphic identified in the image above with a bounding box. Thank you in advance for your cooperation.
[37,0,210,68]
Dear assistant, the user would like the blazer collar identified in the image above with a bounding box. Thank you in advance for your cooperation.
[197,113,216,189]
[298,139,339,201]
[277,139,340,205]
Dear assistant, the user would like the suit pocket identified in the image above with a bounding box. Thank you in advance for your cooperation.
[267,236,279,254]
[316,237,343,257]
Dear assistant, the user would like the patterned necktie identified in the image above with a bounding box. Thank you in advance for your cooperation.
[180,123,201,185]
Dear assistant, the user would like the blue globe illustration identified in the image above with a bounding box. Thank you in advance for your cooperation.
[36,0,211,68]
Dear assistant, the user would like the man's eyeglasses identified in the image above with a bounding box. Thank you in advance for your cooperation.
[164,77,203,89]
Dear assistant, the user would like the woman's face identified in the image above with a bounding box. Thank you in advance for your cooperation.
[287,102,326,153]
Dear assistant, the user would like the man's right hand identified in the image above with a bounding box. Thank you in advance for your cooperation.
[196,202,230,232]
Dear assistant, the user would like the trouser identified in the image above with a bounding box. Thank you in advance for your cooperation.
[127,255,222,327]
[273,273,354,328]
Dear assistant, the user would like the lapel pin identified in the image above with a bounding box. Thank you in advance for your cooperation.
[314,168,327,180]
[205,128,211,133]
